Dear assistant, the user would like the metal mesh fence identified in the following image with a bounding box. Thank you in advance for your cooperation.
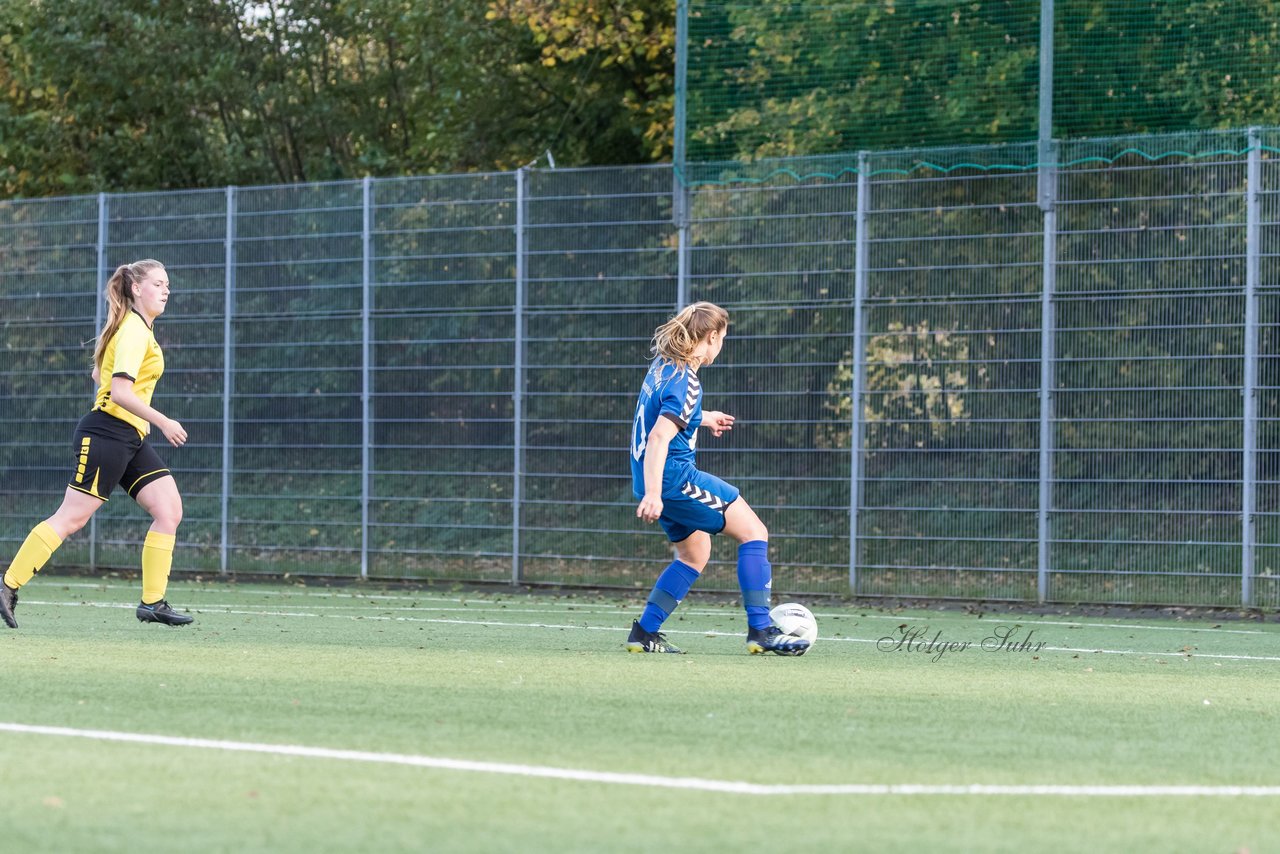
[0,194,100,568]
[370,173,518,582]
[858,162,1043,601]
[686,175,856,595]
[682,0,1280,168]
[2,131,1277,607]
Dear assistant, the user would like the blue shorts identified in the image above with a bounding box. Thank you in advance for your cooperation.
[648,465,740,543]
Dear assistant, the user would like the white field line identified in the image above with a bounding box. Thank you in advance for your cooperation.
[22,600,1280,663]
[1,722,1276,798]
[42,582,1278,635]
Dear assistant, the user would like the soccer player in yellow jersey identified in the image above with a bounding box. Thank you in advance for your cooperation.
[0,260,193,628]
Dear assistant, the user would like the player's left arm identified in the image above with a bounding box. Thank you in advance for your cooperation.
[700,410,735,437]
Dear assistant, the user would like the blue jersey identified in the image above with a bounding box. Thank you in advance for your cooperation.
[630,359,703,497]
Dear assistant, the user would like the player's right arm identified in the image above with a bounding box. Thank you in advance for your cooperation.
[108,376,187,447]
[636,415,678,523]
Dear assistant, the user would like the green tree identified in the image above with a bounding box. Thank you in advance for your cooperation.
[487,0,675,161]
[0,0,671,197]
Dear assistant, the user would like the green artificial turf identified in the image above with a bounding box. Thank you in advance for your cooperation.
[1,578,1277,853]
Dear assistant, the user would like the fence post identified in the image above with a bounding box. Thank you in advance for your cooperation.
[674,0,688,173]
[512,168,527,584]
[849,152,870,595]
[1037,142,1058,603]
[1038,0,1054,144]
[675,172,690,309]
[1035,0,1058,603]
[91,193,108,571]
[361,176,373,580]
[1243,128,1261,607]
[673,0,689,310]
[220,187,236,575]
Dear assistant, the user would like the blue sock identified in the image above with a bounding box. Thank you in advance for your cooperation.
[737,540,772,630]
[638,560,701,632]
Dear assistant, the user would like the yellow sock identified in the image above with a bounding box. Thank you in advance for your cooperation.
[141,531,176,605]
[4,522,63,589]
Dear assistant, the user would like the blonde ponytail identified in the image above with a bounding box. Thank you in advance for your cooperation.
[93,259,164,370]
[651,301,729,368]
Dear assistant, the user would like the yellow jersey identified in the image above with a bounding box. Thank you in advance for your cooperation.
[93,309,164,438]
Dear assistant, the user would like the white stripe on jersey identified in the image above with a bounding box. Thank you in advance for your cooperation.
[680,373,701,423]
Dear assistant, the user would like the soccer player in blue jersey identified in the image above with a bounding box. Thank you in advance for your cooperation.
[627,302,809,655]
[0,260,193,629]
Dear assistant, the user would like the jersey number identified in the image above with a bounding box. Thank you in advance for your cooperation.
[631,402,647,461]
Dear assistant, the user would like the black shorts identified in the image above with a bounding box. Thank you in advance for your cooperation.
[68,410,172,501]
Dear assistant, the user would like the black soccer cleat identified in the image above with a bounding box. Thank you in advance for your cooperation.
[136,599,194,626]
[625,620,684,654]
[746,624,810,656]
[0,583,18,629]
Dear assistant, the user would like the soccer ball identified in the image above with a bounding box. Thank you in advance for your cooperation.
[770,602,817,646]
